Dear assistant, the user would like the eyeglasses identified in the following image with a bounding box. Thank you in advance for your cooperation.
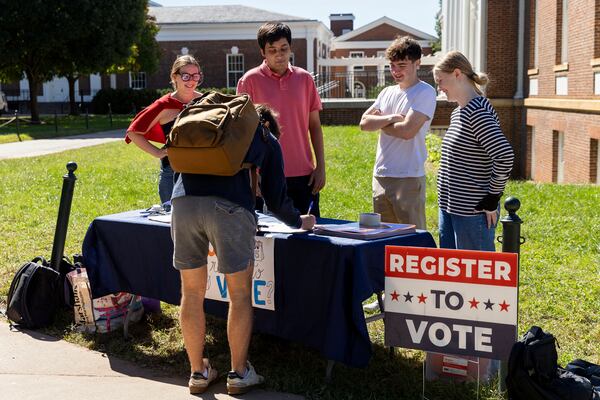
[177,72,203,82]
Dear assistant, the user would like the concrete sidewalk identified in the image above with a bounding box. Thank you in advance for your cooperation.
[0,129,125,160]
[0,320,304,400]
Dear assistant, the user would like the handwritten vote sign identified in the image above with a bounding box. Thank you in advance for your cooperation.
[384,246,518,360]
[205,237,275,311]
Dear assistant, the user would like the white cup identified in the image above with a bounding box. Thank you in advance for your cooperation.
[359,212,381,227]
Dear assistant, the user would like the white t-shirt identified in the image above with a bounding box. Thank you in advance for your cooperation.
[372,81,437,178]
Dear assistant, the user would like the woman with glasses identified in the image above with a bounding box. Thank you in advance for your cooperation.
[126,55,203,204]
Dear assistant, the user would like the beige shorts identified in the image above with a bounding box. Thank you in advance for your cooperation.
[372,175,427,229]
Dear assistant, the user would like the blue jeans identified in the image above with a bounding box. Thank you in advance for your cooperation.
[158,162,174,204]
[438,209,498,251]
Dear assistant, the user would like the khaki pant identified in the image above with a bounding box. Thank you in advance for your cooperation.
[372,175,427,229]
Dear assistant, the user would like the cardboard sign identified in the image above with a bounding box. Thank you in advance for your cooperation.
[384,246,518,360]
[205,237,275,311]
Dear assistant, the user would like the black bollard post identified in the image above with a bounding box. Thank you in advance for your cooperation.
[499,197,524,254]
[50,162,78,274]
[108,103,113,128]
[54,111,58,134]
[15,110,21,142]
[498,196,525,392]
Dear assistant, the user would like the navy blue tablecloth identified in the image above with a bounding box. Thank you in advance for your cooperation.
[82,210,436,368]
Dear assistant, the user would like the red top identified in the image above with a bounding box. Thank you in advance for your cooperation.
[125,94,185,144]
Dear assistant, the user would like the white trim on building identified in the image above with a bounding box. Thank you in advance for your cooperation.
[333,16,437,42]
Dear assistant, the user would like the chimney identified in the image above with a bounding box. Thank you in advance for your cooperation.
[329,13,355,37]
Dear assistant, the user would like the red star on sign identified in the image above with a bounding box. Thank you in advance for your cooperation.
[417,293,428,303]
[390,290,400,301]
[469,297,480,309]
[499,300,510,312]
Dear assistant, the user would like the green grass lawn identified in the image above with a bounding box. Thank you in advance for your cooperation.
[0,114,132,144]
[0,125,598,399]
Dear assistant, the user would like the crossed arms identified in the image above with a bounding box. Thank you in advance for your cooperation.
[359,105,429,140]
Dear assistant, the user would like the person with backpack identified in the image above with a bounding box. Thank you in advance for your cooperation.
[237,22,326,217]
[170,111,315,395]
[125,55,203,204]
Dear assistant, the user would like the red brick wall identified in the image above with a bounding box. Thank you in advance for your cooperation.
[528,0,536,69]
[486,0,519,98]
[526,108,600,183]
[595,1,600,58]
[563,0,595,98]
[331,20,354,37]
[530,0,596,98]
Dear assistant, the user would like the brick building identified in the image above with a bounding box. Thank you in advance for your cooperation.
[319,15,437,98]
[441,0,600,184]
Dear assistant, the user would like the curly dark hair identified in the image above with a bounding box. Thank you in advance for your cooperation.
[385,36,421,62]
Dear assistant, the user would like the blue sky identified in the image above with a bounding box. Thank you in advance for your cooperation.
[153,0,440,36]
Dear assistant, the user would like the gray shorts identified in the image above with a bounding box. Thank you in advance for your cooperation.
[171,196,257,274]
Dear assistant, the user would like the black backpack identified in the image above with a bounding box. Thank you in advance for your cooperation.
[6,257,61,329]
[506,326,599,400]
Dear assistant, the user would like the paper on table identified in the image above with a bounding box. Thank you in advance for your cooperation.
[257,213,308,234]
[148,212,307,233]
[148,213,171,224]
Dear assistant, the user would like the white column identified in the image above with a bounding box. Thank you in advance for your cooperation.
[462,0,471,54]
[454,0,462,50]
[479,0,488,73]
[469,0,477,62]
[307,34,315,73]
[442,0,449,52]
[346,65,354,98]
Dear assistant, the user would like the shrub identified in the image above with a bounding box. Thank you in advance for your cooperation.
[367,85,386,99]
[91,88,163,114]
[426,132,443,167]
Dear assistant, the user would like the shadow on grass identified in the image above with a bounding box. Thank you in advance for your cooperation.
[42,307,499,399]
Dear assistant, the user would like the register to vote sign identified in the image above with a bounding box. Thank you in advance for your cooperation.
[384,246,518,360]
[205,237,275,311]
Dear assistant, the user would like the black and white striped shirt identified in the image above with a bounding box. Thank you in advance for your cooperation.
[437,96,514,216]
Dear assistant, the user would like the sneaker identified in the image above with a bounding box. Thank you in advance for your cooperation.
[188,359,218,394]
[226,361,265,395]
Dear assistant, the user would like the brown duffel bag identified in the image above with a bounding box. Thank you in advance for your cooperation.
[166,91,259,175]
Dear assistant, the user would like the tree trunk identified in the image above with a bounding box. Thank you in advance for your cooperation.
[25,71,41,124]
[67,74,79,115]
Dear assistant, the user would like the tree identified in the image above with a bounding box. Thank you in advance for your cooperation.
[55,1,161,115]
[0,0,158,121]
[432,0,443,53]
[0,0,64,122]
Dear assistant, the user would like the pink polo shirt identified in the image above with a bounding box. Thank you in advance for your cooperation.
[237,61,322,177]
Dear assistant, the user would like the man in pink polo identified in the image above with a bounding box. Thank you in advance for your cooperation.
[237,22,326,216]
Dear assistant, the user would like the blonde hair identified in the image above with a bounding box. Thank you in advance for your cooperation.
[169,55,201,90]
[434,51,489,95]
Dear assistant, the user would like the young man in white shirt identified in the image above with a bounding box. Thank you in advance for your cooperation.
[360,36,437,230]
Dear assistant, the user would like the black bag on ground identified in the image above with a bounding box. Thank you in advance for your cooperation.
[6,256,61,329]
[506,325,599,400]
[567,359,600,388]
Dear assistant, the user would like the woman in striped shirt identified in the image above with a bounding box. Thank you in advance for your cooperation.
[433,51,514,251]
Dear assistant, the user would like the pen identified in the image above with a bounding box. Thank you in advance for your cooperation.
[306,200,314,215]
